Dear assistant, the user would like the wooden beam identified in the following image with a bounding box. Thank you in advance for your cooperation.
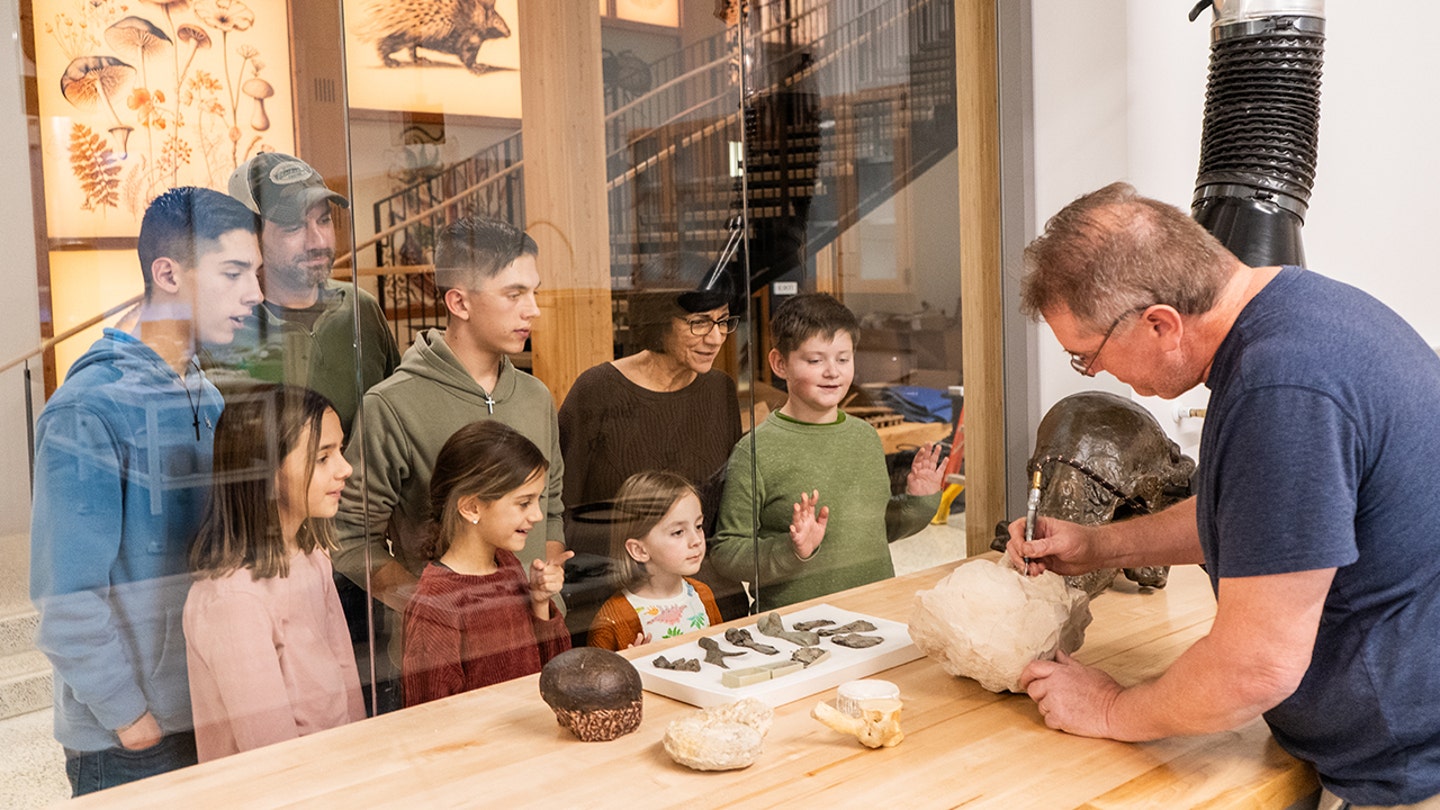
[518,2,615,404]
[956,0,1006,556]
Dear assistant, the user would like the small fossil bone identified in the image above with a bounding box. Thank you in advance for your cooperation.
[756,612,820,647]
[791,647,830,668]
[812,697,905,748]
[816,620,877,637]
[724,628,780,655]
[698,636,747,669]
[792,619,836,632]
[652,655,701,672]
[829,633,884,649]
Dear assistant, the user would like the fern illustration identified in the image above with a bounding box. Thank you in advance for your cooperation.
[68,123,122,211]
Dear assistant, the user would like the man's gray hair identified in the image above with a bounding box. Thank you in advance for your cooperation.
[1021,182,1238,330]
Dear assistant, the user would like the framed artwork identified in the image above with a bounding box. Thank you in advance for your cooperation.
[32,0,297,239]
[342,0,522,119]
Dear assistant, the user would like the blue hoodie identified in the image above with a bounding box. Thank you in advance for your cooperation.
[30,329,222,752]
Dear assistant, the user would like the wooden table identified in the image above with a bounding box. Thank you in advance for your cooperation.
[72,560,1318,809]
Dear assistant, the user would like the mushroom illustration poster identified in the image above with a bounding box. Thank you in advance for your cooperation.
[341,0,521,119]
[33,0,295,239]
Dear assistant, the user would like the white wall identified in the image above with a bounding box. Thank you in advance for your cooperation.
[1,9,44,536]
[1029,0,1440,461]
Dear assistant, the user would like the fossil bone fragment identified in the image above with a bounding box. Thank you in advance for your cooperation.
[812,697,905,748]
[816,620,878,637]
[792,619,836,632]
[664,698,774,771]
[724,628,780,655]
[829,633,883,649]
[756,612,820,647]
[791,647,830,668]
[652,655,701,672]
[909,558,1091,693]
[698,636,747,669]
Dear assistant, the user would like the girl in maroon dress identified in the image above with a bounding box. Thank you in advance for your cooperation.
[401,421,573,707]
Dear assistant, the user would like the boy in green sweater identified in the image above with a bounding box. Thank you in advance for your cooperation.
[710,293,945,610]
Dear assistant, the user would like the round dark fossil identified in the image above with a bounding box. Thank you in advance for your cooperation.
[539,648,644,741]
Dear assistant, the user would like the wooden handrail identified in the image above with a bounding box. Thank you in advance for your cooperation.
[0,294,143,376]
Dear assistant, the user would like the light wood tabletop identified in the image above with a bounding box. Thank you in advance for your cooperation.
[69,558,1318,809]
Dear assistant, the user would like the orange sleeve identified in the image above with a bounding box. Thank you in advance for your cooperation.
[587,592,641,651]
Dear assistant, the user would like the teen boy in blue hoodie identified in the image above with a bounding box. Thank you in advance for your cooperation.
[29,187,262,796]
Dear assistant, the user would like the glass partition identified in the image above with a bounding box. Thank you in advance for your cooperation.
[739,0,965,611]
[11,0,976,801]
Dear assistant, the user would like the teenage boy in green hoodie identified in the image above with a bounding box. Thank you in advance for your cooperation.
[333,216,566,712]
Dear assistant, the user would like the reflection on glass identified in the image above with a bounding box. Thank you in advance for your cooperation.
[16,0,972,801]
[739,0,963,606]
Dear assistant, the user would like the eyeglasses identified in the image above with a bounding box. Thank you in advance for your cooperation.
[685,315,742,336]
[1068,306,1148,376]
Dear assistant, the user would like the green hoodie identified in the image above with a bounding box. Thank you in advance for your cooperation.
[333,328,565,587]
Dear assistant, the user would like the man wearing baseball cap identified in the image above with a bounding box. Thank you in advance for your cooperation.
[212,152,400,439]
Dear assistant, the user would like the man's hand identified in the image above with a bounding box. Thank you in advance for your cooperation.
[117,711,163,751]
[1006,516,1105,576]
[790,490,829,560]
[1018,650,1123,738]
[905,442,948,496]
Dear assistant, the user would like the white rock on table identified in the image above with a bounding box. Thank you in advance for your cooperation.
[663,698,775,771]
[908,558,1092,693]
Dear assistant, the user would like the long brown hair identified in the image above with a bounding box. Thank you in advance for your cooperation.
[190,383,337,579]
[608,470,700,591]
[425,420,550,561]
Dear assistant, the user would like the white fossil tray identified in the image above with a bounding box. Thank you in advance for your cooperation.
[637,604,921,709]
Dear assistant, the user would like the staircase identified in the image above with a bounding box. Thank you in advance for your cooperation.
[0,531,68,809]
[366,0,957,347]
[0,533,48,723]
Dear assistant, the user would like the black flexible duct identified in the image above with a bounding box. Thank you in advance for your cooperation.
[1189,0,1325,268]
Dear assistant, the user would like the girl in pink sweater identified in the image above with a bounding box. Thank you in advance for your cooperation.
[402,421,573,708]
[183,384,364,762]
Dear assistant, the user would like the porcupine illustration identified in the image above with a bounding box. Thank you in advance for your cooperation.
[358,0,512,75]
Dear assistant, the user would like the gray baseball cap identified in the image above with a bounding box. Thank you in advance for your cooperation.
[228,152,349,226]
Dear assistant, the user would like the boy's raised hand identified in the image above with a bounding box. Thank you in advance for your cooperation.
[905,442,948,496]
[790,489,830,560]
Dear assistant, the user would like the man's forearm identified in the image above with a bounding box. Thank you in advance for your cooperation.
[1106,568,1331,740]
[1099,497,1205,569]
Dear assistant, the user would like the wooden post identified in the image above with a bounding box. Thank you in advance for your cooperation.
[518,2,615,404]
[956,0,1006,556]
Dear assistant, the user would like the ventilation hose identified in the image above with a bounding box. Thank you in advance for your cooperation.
[1189,0,1325,267]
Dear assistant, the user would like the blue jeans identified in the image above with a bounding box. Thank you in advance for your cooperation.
[64,731,197,797]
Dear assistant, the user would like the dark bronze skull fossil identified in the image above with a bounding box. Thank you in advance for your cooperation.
[992,391,1196,597]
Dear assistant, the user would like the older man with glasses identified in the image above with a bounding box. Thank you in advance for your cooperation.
[1007,182,1440,810]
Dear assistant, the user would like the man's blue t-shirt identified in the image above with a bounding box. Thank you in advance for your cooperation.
[1197,267,1440,805]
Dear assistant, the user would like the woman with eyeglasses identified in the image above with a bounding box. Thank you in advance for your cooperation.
[557,253,746,642]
